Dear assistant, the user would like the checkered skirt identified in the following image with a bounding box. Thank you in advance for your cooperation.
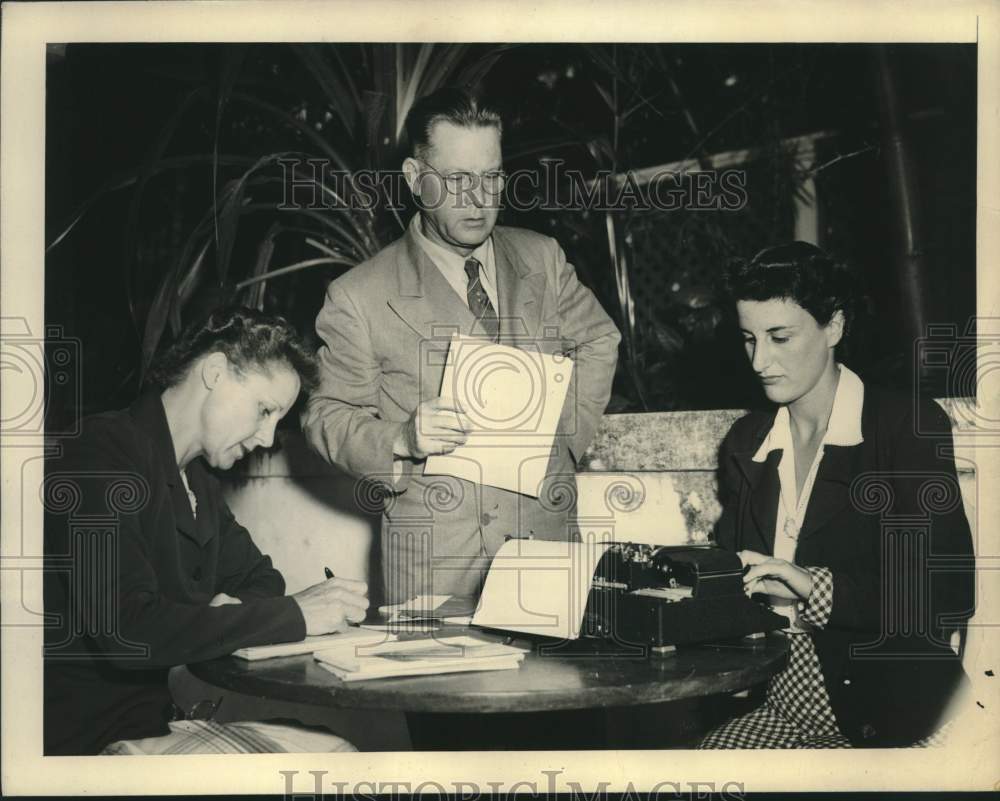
[699,567,951,749]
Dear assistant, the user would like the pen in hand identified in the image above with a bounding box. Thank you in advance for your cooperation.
[324,567,335,580]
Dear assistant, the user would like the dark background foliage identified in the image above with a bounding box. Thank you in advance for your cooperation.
[45,43,976,424]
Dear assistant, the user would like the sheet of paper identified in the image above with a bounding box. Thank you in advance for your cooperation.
[574,473,692,546]
[425,334,574,497]
[231,627,392,660]
[379,594,452,616]
[471,539,613,640]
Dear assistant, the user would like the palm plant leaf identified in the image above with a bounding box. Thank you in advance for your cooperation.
[329,46,363,112]
[123,86,208,332]
[46,154,258,253]
[140,175,247,375]
[362,88,390,167]
[171,238,212,334]
[211,154,367,286]
[239,184,374,262]
[212,46,247,267]
[245,223,280,310]
[420,43,470,92]
[293,208,374,262]
[604,210,646,409]
[141,214,214,378]
[395,44,435,141]
[213,175,249,287]
[291,44,359,140]
[230,92,353,171]
[236,257,356,289]
[453,48,509,96]
[504,136,582,162]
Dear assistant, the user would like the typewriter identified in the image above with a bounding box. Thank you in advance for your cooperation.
[581,543,787,652]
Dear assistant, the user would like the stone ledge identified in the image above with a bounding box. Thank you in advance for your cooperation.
[233,399,977,478]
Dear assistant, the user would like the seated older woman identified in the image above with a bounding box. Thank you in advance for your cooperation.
[44,307,369,755]
[700,242,975,749]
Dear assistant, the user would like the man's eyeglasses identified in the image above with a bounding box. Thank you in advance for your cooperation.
[415,158,506,195]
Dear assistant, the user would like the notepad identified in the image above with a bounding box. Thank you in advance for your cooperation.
[231,627,395,661]
[313,634,527,682]
[315,654,523,682]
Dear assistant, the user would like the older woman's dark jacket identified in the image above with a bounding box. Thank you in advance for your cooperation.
[715,385,975,747]
[43,392,307,754]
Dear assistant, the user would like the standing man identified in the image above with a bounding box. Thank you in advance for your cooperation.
[302,88,620,603]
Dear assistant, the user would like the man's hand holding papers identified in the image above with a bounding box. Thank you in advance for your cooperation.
[425,334,574,497]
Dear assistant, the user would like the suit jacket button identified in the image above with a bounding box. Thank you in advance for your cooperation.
[861,723,877,739]
[843,678,851,686]
[481,513,492,527]
[192,567,203,581]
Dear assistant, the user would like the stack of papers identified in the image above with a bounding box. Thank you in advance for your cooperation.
[313,633,528,682]
[232,628,395,661]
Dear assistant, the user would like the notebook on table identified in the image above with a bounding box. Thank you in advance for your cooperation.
[232,627,395,661]
[313,633,528,682]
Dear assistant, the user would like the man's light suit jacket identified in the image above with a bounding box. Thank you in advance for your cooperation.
[303,223,621,602]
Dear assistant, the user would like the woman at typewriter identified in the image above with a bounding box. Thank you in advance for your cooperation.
[700,242,974,749]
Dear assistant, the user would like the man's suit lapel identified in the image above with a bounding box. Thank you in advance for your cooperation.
[494,228,545,343]
[387,227,477,343]
[387,223,548,347]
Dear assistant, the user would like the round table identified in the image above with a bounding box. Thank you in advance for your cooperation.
[189,633,789,715]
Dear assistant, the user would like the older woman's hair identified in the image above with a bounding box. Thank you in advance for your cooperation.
[722,241,858,336]
[146,306,319,393]
[404,86,502,159]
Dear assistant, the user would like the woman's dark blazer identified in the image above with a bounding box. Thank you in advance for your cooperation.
[714,384,975,747]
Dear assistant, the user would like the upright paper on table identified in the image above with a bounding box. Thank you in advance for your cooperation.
[471,539,613,640]
[425,334,574,497]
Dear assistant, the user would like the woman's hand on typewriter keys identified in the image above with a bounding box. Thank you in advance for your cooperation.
[738,550,814,601]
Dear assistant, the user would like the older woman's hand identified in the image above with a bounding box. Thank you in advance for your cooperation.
[738,550,814,601]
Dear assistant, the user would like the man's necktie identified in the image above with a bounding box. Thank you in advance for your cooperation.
[464,257,500,342]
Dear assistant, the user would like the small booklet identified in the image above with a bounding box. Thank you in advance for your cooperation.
[361,594,478,631]
[231,627,395,661]
[313,633,527,682]
[397,595,477,621]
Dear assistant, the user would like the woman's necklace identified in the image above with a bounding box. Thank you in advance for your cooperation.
[781,427,828,542]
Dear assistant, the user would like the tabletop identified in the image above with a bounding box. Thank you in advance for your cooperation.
[189,632,790,714]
